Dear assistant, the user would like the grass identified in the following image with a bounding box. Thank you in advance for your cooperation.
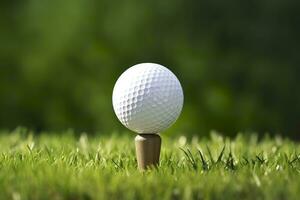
[0,128,300,200]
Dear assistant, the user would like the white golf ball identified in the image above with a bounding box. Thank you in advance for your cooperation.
[112,63,184,134]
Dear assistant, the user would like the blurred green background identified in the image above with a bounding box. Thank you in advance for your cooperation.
[1,0,299,137]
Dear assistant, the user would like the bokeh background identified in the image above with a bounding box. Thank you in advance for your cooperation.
[1,0,299,137]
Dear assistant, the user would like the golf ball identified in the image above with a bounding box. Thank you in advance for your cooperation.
[112,63,184,134]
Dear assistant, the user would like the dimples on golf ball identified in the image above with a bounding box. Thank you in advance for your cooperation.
[112,63,184,133]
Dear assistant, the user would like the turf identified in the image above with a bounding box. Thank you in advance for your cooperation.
[0,128,299,200]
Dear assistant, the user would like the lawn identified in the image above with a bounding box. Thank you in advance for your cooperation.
[0,128,299,200]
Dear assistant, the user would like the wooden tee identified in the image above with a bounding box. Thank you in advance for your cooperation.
[135,134,161,170]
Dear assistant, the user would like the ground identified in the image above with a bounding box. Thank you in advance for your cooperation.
[0,128,299,200]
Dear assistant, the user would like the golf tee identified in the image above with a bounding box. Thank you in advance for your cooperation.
[135,134,161,170]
